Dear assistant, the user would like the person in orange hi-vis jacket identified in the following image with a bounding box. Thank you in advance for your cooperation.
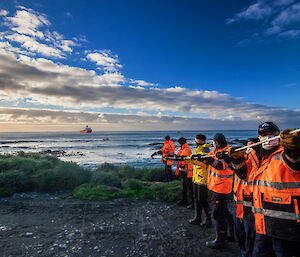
[151,136,175,181]
[175,137,194,209]
[192,133,234,249]
[227,122,300,257]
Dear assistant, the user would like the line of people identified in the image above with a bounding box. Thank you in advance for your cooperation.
[151,121,300,257]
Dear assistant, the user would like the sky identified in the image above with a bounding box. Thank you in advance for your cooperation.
[0,0,299,132]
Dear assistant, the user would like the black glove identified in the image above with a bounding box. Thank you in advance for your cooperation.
[228,147,245,165]
[191,153,205,161]
[176,155,186,161]
[201,157,215,165]
[215,150,231,163]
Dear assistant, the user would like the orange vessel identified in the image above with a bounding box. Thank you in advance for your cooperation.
[80,125,92,133]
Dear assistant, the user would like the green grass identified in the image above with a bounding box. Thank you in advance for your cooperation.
[0,152,90,196]
[0,154,181,202]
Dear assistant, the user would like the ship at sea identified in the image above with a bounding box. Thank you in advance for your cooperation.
[80,125,92,133]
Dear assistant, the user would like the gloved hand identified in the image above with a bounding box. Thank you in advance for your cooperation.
[163,155,175,160]
[176,155,186,161]
[191,153,205,161]
[215,150,231,163]
[227,147,245,164]
[280,129,300,150]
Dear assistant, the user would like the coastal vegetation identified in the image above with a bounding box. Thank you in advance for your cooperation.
[0,152,181,202]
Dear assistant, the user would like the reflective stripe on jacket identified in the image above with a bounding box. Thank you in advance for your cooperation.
[234,150,259,219]
[251,147,300,241]
[185,144,210,185]
[207,146,233,194]
[175,142,193,178]
[161,140,175,165]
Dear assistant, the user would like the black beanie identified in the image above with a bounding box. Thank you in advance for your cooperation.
[213,133,227,148]
[178,137,186,145]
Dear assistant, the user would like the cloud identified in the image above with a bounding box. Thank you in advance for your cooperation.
[0,10,8,16]
[5,6,49,39]
[266,2,300,36]
[227,1,300,42]
[0,5,298,131]
[0,50,299,128]
[0,107,297,132]
[226,2,272,24]
[129,79,158,87]
[86,50,122,72]
[1,6,77,58]
[5,33,64,57]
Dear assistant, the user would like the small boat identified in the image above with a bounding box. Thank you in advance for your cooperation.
[80,125,92,133]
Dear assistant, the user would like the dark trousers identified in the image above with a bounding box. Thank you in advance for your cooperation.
[164,164,173,181]
[234,215,255,257]
[192,183,211,221]
[182,177,194,205]
[253,233,300,257]
[212,192,233,233]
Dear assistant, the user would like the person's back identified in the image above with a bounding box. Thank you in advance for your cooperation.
[175,137,194,208]
[151,136,175,182]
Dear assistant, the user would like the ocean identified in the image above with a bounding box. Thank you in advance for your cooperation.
[0,130,257,169]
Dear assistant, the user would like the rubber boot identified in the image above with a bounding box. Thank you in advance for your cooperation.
[206,221,226,249]
[200,217,212,228]
[186,203,194,209]
[176,199,187,205]
[205,230,226,249]
[225,215,235,242]
[188,200,201,224]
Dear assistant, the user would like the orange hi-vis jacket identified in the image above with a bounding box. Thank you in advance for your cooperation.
[175,142,193,178]
[251,147,300,241]
[208,145,233,194]
[234,149,259,219]
[160,140,175,166]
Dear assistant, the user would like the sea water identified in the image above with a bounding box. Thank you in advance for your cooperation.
[0,130,257,168]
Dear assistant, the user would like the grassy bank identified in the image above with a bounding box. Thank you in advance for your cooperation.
[0,152,181,202]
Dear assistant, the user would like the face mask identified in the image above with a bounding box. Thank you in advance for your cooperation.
[259,135,279,150]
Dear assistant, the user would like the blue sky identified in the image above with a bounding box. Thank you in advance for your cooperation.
[0,0,299,131]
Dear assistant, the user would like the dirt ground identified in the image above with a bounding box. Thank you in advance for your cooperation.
[0,195,240,257]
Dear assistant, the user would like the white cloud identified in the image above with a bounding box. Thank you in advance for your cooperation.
[1,6,77,58]
[226,2,272,24]
[0,107,297,132]
[86,50,122,72]
[129,79,158,87]
[270,2,300,27]
[227,1,300,42]
[279,29,300,38]
[0,10,8,16]
[0,5,298,130]
[5,33,64,57]
[0,50,299,128]
[5,8,49,39]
